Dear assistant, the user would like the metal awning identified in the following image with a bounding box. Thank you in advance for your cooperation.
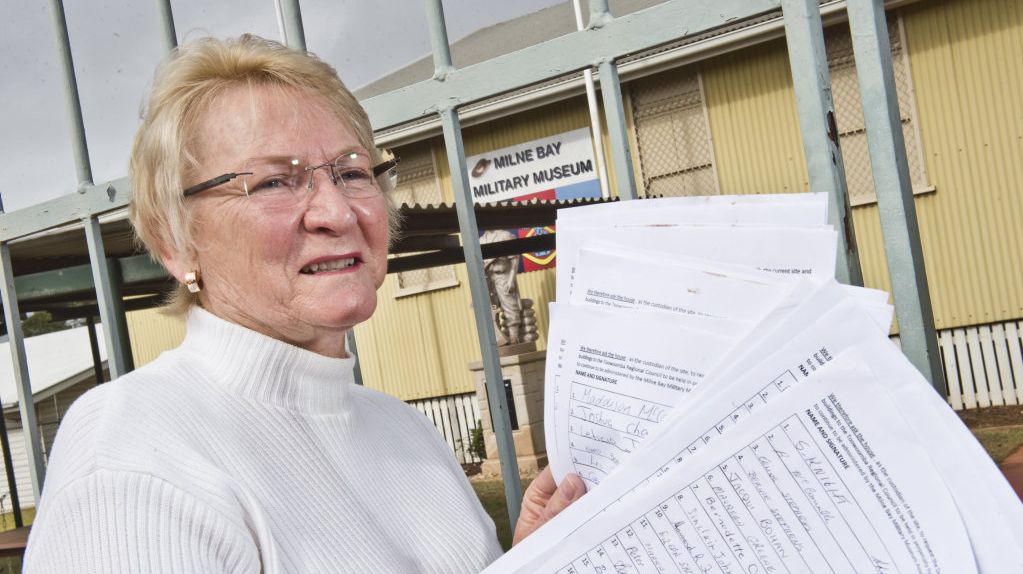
[4,196,616,319]
[389,196,614,272]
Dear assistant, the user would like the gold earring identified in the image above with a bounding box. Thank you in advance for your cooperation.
[184,270,201,293]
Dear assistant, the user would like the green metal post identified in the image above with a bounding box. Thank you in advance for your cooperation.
[0,245,47,501]
[781,0,864,286]
[597,59,637,200]
[588,0,612,28]
[424,0,454,77]
[84,218,134,378]
[0,403,22,528]
[346,331,364,386]
[847,0,945,392]
[154,0,177,52]
[279,0,307,51]
[87,316,106,383]
[441,107,523,529]
[48,0,93,189]
[50,0,135,385]
[425,0,522,530]
[0,202,24,527]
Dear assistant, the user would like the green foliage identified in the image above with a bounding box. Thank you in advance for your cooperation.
[20,311,68,337]
[469,421,487,461]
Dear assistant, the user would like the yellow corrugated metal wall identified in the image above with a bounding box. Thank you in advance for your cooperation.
[699,39,902,306]
[701,0,1022,329]
[356,99,591,400]
[355,263,478,400]
[700,39,901,305]
[125,307,185,367]
[702,42,811,195]
[900,0,1023,327]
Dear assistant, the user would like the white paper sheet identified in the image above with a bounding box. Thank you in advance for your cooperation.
[556,193,829,225]
[855,339,1023,571]
[545,303,742,487]
[486,195,1019,572]
[569,249,795,324]
[555,225,837,302]
[570,246,892,333]
[490,289,1023,573]
[491,287,898,573]
[531,368,977,573]
[561,201,826,228]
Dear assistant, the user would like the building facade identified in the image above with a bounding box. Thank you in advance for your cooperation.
[347,0,1023,409]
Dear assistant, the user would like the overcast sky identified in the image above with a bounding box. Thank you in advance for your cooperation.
[0,0,565,213]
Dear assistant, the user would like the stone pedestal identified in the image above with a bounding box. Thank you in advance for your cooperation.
[470,350,547,476]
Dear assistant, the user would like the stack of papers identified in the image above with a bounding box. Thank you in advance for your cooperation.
[485,193,1023,573]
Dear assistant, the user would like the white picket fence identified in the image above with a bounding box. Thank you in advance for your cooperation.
[409,392,484,465]
[929,320,1023,411]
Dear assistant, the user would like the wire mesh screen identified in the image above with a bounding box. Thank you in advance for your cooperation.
[827,18,927,206]
[391,142,458,294]
[630,72,718,198]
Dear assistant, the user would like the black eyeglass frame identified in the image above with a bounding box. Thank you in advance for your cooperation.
[182,157,400,198]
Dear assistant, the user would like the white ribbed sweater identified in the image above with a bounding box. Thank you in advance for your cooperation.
[23,309,503,573]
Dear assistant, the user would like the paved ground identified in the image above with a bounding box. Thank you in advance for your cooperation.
[1001,445,1023,502]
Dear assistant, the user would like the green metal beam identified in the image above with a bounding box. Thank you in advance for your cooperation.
[0,0,781,243]
[9,254,165,305]
[0,178,130,243]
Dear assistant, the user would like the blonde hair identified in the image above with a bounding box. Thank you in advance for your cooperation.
[128,34,398,314]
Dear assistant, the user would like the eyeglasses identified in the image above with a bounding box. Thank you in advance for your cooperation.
[183,153,399,204]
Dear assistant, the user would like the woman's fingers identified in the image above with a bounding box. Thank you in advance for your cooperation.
[512,468,586,546]
[542,472,584,522]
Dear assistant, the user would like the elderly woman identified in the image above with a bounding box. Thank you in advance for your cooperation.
[23,35,582,573]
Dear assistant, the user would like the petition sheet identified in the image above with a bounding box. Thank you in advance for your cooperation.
[493,294,1022,573]
[491,289,894,573]
[559,201,826,227]
[859,339,1023,570]
[554,225,837,302]
[556,192,829,225]
[570,248,795,324]
[571,247,892,333]
[545,303,740,487]
[531,370,976,574]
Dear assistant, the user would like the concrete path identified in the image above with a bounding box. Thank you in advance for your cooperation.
[1000,445,1023,502]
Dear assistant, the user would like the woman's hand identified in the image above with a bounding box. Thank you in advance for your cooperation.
[512,467,586,546]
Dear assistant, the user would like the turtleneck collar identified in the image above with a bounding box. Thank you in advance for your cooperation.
[177,308,355,415]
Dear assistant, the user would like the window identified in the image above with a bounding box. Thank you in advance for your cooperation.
[390,142,459,297]
[827,17,932,206]
[630,71,719,197]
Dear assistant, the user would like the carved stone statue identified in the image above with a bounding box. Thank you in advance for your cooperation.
[480,229,538,352]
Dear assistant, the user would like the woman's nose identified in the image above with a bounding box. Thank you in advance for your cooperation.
[302,172,357,234]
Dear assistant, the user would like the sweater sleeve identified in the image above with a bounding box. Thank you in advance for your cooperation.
[23,470,261,574]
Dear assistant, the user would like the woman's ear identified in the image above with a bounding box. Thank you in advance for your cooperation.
[156,241,194,285]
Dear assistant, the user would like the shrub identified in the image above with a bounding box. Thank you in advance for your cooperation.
[469,421,487,461]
